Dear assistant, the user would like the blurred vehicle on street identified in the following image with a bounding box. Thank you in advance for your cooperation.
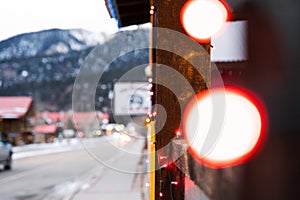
[0,138,13,170]
[101,123,125,135]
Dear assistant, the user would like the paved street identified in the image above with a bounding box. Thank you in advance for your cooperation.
[0,137,148,200]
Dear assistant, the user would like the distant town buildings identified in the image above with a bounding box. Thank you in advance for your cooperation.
[0,96,109,146]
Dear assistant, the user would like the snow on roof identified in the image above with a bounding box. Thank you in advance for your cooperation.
[0,96,33,119]
[34,124,57,134]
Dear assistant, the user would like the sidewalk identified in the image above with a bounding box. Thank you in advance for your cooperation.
[71,138,149,200]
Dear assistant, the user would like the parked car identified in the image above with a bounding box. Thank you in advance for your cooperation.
[0,139,13,170]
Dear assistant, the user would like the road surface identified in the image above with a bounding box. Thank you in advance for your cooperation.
[0,137,146,200]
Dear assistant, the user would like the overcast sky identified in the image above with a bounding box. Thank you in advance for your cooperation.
[0,0,119,41]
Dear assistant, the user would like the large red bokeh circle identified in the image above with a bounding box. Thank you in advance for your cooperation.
[183,87,267,168]
[180,0,231,43]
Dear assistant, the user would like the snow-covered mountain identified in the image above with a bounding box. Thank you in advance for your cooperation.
[0,28,149,111]
[0,29,109,61]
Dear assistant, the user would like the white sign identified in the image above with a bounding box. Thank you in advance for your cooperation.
[113,82,152,115]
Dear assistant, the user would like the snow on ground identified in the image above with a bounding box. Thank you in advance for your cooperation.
[12,138,82,160]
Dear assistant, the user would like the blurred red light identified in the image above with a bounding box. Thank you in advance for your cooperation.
[171,181,179,185]
[175,129,181,137]
[183,86,267,168]
[180,0,230,42]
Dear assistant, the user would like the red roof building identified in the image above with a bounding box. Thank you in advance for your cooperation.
[0,97,33,119]
[34,124,58,143]
[0,96,35,145]
[34,124,57,134]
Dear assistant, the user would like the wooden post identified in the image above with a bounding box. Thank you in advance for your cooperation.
[152,0,210,199]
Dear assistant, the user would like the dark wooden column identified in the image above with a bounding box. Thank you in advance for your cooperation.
[152,0,210,199]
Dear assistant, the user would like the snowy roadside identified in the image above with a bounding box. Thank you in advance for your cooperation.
[12,138,82,160]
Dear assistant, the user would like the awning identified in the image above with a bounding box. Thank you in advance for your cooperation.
[105,0,150,27]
